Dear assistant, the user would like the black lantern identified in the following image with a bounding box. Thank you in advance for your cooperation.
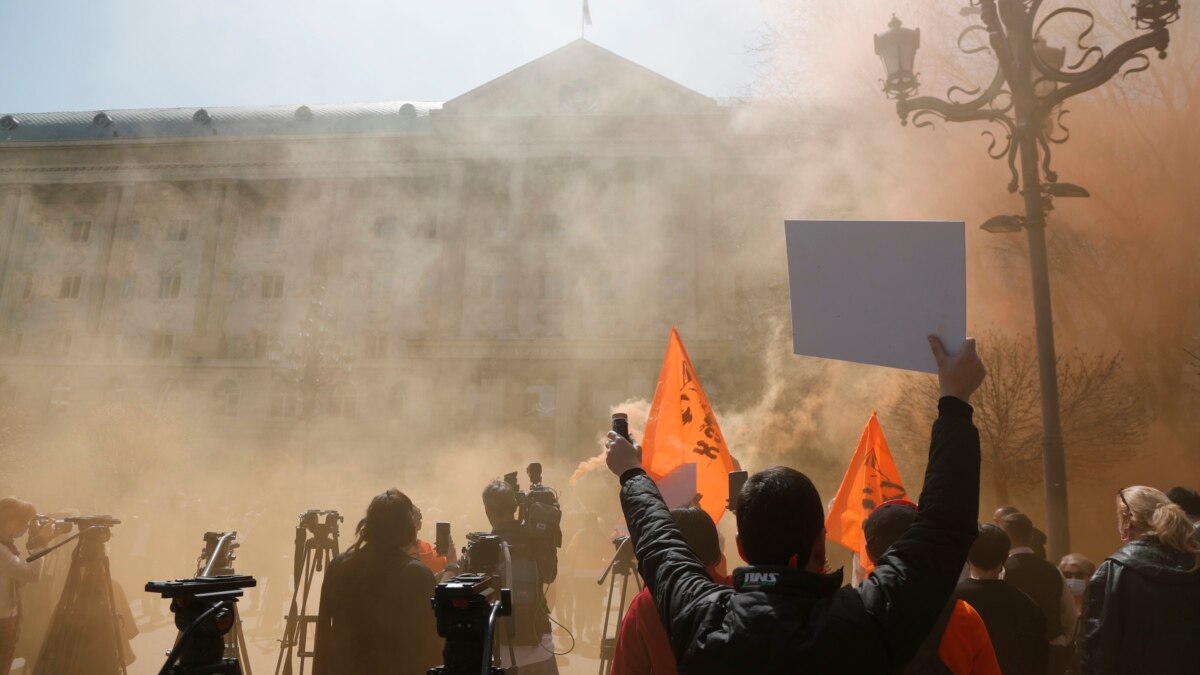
[875,15,921,99]
[1134,0,1181,30]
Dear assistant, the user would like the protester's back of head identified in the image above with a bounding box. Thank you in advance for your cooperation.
[1000,513,1034,548]
[482,479,518,523]
[993,505,1019,524]
[671,505,721,568]
[968,524,1011,572]
[736,467,823,565]
[1118,485,1200,568]
[1165,486,1200,522]
[351,489,416,552]
[863,501,918,563]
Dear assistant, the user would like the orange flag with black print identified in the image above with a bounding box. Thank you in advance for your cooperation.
[643,328,735,524]
[825,413,909,570]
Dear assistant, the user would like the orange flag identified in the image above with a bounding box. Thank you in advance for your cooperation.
[825,413,909,569]
[643,328,735,524]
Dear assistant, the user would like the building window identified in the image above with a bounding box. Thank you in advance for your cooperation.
[51,332,72,357]
[158,272,182,300]
[152,333,174,358]
[374,215,397,239]
[525,385,556,418]
[388,382,407,417]
[49,378,71,414]
[264,216,282,240]
[254,333,278,359]
[364,333,387,360]
[59,274,83,300]
[165,219,190,242]
[541,213,562,237]
[214,380,239,417]
[69,220,92,243]
[328,383,357,418]
[261,273,284,300]
[270,382,300,418]
[368,271,393,299]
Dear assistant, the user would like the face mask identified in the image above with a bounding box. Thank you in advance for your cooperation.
[1065,577,1087,597]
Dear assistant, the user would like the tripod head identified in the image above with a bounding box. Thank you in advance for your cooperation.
[293,510,341,580]
[597,536,637,585]
[27,515,120,563]
[147,575,256,675]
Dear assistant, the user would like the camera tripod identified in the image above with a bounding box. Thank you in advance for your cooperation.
[148,575,257,675]
[32,517,128,675]
[596,537,640,675]
[274,511,341,675]
[192,532,252,675]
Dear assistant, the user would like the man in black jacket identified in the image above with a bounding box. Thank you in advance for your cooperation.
[957,524,1048,675]
[604,336,986,674]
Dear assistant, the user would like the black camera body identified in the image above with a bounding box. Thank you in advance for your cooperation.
[502,463,562,583]
[459,533,504,575]
[429,574,511,675]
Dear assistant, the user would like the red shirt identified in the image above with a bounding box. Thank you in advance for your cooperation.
[612,567,730,675]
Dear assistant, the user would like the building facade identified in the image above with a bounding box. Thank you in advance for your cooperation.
[0,40,796,467]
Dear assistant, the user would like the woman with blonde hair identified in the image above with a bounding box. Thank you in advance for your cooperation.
[1077,485,1200,674]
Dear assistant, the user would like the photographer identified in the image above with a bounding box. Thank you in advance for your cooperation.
[482,480,559,675]
[313,489,441,675]
[0,498,57,675]
[605,336,986,673]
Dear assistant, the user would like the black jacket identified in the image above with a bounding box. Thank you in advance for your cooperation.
[618,397,980,674]
[313,544,442,675]
[1003,552,1064,640]
[955,578,1047,675]
[1077,537,1200,675]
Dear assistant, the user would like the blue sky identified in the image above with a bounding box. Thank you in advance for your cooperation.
[0,0,769,113]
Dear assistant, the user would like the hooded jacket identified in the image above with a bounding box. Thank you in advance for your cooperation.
[617,397,980,674]
[1077,537,1200,675]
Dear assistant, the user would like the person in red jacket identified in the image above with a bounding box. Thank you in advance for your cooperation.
[612,505,730,675]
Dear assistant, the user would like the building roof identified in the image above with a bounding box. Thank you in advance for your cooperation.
[0,101,440,143]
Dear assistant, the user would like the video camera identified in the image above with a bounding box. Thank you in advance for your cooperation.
[196,531,239,577]
[459,533,505,575]
[428,573,511,675]
[298,509,342,538]
[146,575,256,675]
[502,463,562,584]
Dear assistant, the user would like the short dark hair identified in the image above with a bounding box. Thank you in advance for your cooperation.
[360,489,417,549]
[735,467,824,565]
[969,524,1011,570]
[482,480,518,519]
[1166,486,1200,519]
[671,506,721,568]
[1000,512,1034,546]
[863,502,918,562]
[994,505,1020,520]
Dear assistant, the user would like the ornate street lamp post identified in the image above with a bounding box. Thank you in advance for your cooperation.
[875,0,1179,560]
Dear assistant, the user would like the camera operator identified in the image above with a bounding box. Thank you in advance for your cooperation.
[482,479,560,675]
[313,489,441,675]
[0,498,58,675]
[605,336,987,673]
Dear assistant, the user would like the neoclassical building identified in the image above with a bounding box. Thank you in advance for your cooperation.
[0,40,829,466]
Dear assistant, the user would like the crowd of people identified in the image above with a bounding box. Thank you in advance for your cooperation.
[0,335,1197,674]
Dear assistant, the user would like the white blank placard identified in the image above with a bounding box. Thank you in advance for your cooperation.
[784,220,966,373]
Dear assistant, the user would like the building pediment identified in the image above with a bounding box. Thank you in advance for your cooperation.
[440,39,719,118]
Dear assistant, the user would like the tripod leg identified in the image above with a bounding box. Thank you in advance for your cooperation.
[597,571,621,675]
[234,606,253,675]
[98,556,129,675]
[274,547,314,675]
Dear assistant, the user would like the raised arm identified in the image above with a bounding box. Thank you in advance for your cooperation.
[609,433,726,652]
[859,337,986,668]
